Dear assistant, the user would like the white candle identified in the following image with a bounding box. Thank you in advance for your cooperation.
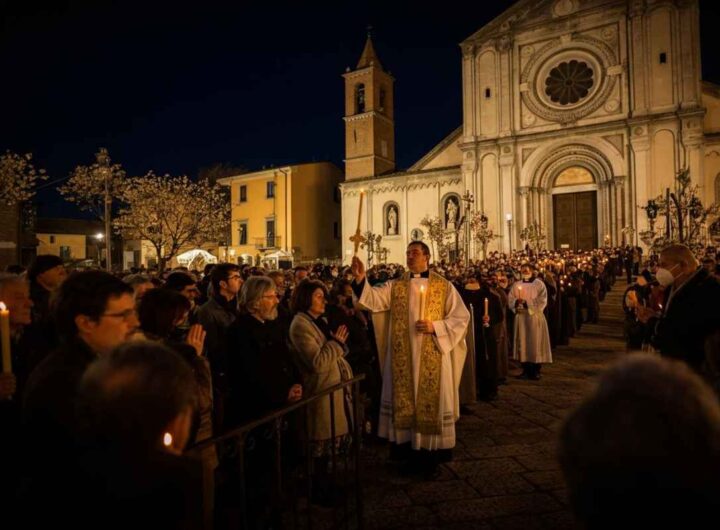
[0,302,10,374]
[484,297,489,317]
[419,285,427,321]
[356,191,365,233]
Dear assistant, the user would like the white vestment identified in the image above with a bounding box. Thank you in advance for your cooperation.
[359,276,470,450]
[508,279,553,364]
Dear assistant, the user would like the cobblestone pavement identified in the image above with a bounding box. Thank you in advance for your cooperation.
[361,283,627,529]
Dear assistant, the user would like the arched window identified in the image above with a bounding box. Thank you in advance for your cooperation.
[384,202,400,236]
[379,88,386,112]
[356,83,366,113]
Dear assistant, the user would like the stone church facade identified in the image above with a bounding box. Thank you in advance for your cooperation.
[340,0,720,264]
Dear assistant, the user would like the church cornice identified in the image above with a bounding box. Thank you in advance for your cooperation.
[342,67,395,81]
[340,166,462,196]
[343,111,394,125]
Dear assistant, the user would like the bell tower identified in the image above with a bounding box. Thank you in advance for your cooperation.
[343,32,395,180]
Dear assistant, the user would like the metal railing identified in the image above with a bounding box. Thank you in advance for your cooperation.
[254,236,281,250]
[187,374,365,530]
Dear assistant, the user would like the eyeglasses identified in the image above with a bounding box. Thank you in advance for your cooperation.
[262,293,280,299]
[101,308,138,321]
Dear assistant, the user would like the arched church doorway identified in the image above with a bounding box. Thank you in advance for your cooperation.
[551,167,598,250]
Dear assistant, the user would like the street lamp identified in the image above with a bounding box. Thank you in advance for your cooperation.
[94,233,104,267]
[505,213,513,254]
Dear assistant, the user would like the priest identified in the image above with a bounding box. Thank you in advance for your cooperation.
[351,241,469,477]
[508,263,553,380]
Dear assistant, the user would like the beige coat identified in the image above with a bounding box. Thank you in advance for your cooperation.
[289,312,353,441]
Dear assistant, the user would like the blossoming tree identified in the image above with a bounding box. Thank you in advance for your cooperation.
[114,172,230,272]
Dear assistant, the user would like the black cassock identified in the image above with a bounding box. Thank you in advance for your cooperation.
[461,286,504,400]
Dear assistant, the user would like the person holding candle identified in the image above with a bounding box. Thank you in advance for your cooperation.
[636,244,720,374]
[350,241,469,478]
[508,263,552,381]
[460,273,504,402]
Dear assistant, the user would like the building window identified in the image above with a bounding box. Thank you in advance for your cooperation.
[240,185,247,202]
[267,181,275,198]
[379,88,386,112]
[659,52,667,64]
[356,83,366,113]
[545,60,594,105]
[333,221,339,239]
[266,219,276,248]
[485,88,491,98]
[59,246,71,260]
[49,235,56,244]
[238,222,248,245]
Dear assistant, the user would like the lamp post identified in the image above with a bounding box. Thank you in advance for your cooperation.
[96,148,112,272]
[505,213,513,254]
[94,233,104,268]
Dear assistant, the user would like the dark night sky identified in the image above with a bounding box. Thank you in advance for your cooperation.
[2,0,720,218]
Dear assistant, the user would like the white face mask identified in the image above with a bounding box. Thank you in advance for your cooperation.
[655,264,679,287]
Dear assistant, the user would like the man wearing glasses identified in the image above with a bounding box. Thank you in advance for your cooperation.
[22,271,139,495]
[196,263,242,430]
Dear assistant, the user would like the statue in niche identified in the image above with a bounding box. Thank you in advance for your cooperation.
[387,205,398,235]
[445,197,459,229]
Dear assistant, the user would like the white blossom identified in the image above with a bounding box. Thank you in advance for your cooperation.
[0,151,47,205]
[114,172,230,272]
[58,148,125,220]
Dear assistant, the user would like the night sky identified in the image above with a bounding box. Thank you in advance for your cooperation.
[2,0,720,218]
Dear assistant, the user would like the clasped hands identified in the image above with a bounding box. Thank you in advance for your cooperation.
[635,305,661,324]
[415,319,435,334]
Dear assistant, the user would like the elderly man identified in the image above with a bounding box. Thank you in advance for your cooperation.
[351,241,469,477]
[638,244,720,373]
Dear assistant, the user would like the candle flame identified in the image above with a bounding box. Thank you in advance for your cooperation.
[420,285,426,293]
[0,302,6,311]
[163,432,173,447]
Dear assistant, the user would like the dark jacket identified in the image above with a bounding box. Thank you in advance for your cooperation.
[196,294,238,374]
[652,268,720,373]
[226,313,300,426]
[22,338,98,462]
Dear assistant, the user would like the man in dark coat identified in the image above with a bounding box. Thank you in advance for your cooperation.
[638,245,720,374]
[19,271,138,522]
[461,275,504,401]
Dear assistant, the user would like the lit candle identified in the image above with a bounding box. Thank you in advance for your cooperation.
[419,285,427,321]
[484,297,489,317]
[517,285,523,300]
[0,302,10,374]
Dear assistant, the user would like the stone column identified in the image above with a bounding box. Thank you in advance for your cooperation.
[614,176,626,244]
[496,35,513,136]
[499,148,515,254]
[630,126,651,248]
[537,188,547,231]
[628,0,648,116]
[461,44,477,140]
[518,186,530,232]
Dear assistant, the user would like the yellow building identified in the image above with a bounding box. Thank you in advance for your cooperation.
[219,162,343,266]
[34,218,104,263]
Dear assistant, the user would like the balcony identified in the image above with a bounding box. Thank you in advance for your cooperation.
[254,236,281,250]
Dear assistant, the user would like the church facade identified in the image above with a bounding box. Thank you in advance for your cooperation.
[340,0,720,264]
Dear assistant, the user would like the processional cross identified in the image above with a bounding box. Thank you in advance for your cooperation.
[349,191,367,255]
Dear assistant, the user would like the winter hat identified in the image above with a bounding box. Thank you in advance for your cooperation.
[28,254,64,282]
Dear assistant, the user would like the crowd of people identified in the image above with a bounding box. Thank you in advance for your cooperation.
[1,240,719,529]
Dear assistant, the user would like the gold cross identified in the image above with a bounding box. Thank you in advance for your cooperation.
[349,230,367,256]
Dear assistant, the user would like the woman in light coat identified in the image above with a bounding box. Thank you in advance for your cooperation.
[289,280,353,449]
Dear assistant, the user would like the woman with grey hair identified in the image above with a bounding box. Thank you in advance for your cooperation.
[122,273,154,302]
[225,275,302,526]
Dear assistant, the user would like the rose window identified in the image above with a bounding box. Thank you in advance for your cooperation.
[544,60,594,105]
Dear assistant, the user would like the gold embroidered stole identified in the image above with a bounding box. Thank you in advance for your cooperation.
[390,272,448,435]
